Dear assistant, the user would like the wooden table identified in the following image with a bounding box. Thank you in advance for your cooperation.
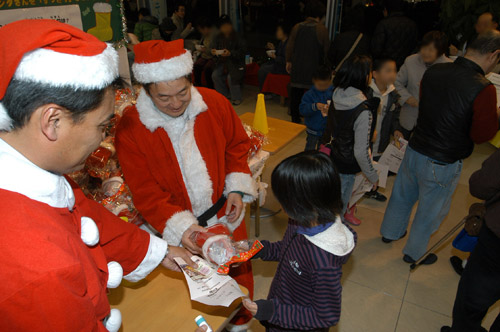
[239,112,306,155]
[108,268,247,332]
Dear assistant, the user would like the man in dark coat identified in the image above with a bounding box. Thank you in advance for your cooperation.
[371,0,418,68]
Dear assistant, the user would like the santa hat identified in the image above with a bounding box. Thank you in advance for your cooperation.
[132,39,193,84]
[0,19,119,131]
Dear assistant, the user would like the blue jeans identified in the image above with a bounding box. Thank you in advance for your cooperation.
[340,173,356,217]
[212,64,243,102]
[380,146,463,260]
[305,132,321,151]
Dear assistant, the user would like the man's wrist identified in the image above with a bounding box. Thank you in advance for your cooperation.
[229,191,244,198]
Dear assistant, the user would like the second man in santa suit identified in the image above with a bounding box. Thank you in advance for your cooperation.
[115,39,257,330]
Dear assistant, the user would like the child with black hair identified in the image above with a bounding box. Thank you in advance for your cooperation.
[300,66,333,151]
[362,58,402,204]
[243,151,356,332]
[322,55,380,226]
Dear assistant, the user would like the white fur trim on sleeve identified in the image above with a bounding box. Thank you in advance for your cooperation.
[123,234,168,282]
[162,210,198,246]
[224,172,258,203]
[132,51,193,84]
[0,103,13,132]
[14,44,119,91]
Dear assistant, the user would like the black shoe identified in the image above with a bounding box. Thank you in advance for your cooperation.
[364,190,387,202]
[232,100,242,106]
[441,327,451,332]
[382,231,407,243]
[450,256,464,276]
[404,253,438,265]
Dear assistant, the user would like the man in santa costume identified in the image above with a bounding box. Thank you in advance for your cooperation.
[0,20,197,331]
[115,39,258,330]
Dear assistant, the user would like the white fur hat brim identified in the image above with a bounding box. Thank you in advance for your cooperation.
[132,51,193,84]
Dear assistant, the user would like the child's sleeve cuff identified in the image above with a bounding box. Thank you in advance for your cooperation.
[254,299,275,321]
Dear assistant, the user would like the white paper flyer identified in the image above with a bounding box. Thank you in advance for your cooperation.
[174,256,244,307]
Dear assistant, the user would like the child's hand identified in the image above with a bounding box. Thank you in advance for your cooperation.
[243,298,258,316]
[394,130,404,141]
[316,103,327,113]
[406,96,419,108]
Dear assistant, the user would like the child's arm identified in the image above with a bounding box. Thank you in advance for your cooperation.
[299,91,318,117]
[244,266,344,329]
[253,225,294,261]
[353,111,378,185]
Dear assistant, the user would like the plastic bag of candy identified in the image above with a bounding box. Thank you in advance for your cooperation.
[191,224,263,274]
[243,124,267,158]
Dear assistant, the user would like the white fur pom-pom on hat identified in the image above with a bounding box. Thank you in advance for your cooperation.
[106,261,123,289]
[104,308,122,332]
[80,216,100,247]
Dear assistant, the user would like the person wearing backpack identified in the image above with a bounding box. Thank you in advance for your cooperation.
[322,55,380,226]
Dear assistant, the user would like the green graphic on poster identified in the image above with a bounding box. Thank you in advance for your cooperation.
[0,0,123,42]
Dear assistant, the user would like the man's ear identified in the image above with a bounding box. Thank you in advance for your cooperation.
[39,104,65,142]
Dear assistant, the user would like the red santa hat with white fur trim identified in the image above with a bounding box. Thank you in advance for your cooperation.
[132,39,193,84]
[0,19,119,131]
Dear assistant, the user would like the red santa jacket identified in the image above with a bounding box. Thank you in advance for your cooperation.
[115,87,257,245]
[0,139,167,332]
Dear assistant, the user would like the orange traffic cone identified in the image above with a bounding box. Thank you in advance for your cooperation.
[253,93,269,134]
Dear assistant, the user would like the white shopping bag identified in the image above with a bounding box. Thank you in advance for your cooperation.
[378,138,408,173]
[348,162,389,207]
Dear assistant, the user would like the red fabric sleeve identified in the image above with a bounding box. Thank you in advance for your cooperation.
[75,191,151,275]
[470,84,499,144]
[0,266,107,332]
[115,110,186,234]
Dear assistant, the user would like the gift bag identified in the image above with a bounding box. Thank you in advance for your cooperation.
[379,138,408,173]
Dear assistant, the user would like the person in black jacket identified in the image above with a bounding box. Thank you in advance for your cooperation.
[258,23,290,92]
[371,0,417,68]
[211,15,247,105]
[441,148,500,332]
[322,55,380,226]
[380,31,500,265]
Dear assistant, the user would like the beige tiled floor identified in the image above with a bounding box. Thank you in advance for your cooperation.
[234,86,500,332]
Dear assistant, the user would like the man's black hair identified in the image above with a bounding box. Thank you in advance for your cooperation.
[2,78,123,130]
[271,150,343,226]
[468,30,500,55]
[383,0,403,13]
[312,65,332,81]
[304,0,326,19]
[216,14,232,28]
[138,7,151,17]
[143,74,192,95]
[277,21,292,37]
[372,58,396,71]
[421,30,449,57]
[333,55,372,91]
[173,2,185,12]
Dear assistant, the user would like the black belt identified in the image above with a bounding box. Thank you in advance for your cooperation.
[197,195,227,227]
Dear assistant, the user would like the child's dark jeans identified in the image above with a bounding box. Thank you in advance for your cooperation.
[305,130,322,151]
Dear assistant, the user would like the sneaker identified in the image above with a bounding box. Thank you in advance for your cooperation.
[450,256,464,276]
[403,253,438,265]
[382,231,407,243]
[364,190,387,202]
[232,100,242,106]
[344,204,362,226]
[441,327,451,332]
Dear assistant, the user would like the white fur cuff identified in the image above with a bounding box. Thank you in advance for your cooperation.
[162,210,198,246]
[124,234,168,282]
[0,103,13,132]
[224,172,258,203]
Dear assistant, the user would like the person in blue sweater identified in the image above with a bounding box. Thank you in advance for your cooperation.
[300,66,333,151]
[243,151,357,332]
